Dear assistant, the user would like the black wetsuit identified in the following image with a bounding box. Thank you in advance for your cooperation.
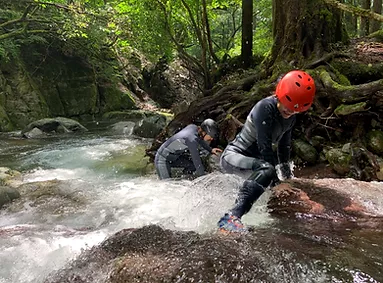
[155,124,213,179]
[220,96,295,218]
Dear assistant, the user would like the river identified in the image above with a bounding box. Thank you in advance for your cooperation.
[0,122,382,283]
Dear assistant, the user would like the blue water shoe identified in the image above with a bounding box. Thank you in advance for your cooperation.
[217,213,247,233]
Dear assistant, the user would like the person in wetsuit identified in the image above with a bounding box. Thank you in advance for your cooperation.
[155,118,223,179]
[217,70,316,232]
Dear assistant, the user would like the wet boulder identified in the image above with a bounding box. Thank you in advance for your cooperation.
[268,178,383,219]
[8,179,88,215]
[108,121,135,135]
[325,147,351,175]
[324,144,380,181]
[42,175,383,283]
[366,130,383,155]
[43,221,383,283]
[103,110,170,138]
[21,117,88,138]
[0,167,22,188]
[0,186,20,209]
[292,139,318,164]
[132,113,167,138]
[43,225,298,283]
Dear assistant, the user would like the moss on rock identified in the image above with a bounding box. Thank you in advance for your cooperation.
[366,130,383,155]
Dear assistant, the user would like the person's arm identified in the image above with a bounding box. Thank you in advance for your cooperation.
[197,139,213,153]
[277,129,293,179]
[278,128,292,164]
[197,138,222,156]
[252,102,276,166]
[186,138,205,176]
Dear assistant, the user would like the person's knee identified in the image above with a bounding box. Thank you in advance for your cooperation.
[262,162,276,180]
[241,179,265,202]
[249,161,276,187]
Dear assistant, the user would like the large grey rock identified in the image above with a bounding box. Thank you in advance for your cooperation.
[0,186,20,209]
[133,114,167,138]
[21,117,87,137]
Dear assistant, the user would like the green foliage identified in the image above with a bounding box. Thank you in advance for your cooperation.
[0,39,19,63]
[0,0,274,81]
[253,0,272,56]
[112,0,173,60]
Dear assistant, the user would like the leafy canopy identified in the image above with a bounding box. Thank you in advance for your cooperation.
[0,0,273,67]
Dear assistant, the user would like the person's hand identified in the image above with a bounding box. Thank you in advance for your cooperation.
[211,148,223,155]
[270,176,281,187]
[280,163,292,179]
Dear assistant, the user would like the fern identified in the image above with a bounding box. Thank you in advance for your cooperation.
[0,39,19,63]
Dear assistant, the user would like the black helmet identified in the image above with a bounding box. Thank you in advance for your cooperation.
[201,118,219,139]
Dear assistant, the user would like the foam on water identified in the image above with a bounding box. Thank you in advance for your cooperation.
[1,133,383,283]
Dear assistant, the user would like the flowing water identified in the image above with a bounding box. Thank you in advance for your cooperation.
[0,122,382,283]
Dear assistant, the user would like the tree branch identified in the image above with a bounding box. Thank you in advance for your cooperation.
[323,0,383,22]
[0,29,52,40]
[201,0,219,65]
[304,51,350,69]
[319,70,383,103]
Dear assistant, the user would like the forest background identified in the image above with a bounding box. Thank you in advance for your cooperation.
[0,0,383,181]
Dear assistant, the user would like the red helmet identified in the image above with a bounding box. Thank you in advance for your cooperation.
[275,70,316,113]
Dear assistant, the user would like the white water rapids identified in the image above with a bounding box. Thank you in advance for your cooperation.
[0,132,272,283]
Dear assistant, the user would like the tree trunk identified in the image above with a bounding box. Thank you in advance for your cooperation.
[370,0,382,33]
[352,0,358,32]
[360,0,371,36]
[344,0,358,35]
[241,0,253,69]
[269,0,345,72]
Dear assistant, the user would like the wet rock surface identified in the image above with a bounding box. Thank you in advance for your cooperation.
[41,225,318,283]
[44,221,383,283]
[269,178,383,220]
[43,171,383,283]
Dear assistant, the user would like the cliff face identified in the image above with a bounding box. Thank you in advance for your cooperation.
[0,41,137,131]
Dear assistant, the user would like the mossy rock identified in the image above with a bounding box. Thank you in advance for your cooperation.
[99,84,137,112]
[366,130,383,155]
[331,61,383,85]
[0,167,21,185]
[334,102,367,116]
[103,110,146,121]
[10,179,87,215]
[94,144,153,176]
[325,148,351,175]
[0,186,20,209]
[292,139,318,164]
[0,104,14,131]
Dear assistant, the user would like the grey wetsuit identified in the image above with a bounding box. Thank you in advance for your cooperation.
[155,124,213,179]
[220,96,295,217]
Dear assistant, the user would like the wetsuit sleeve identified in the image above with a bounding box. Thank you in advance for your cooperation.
[252,104,276,166]
[185,138,205,176]
[197,139,213,153]
[277,127,292,164]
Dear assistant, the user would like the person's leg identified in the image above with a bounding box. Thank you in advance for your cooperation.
[230,160,276,218]
[218,152,276,232]
[172,154,196,175]
[154,154,172,179]
[218,152,254,232]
